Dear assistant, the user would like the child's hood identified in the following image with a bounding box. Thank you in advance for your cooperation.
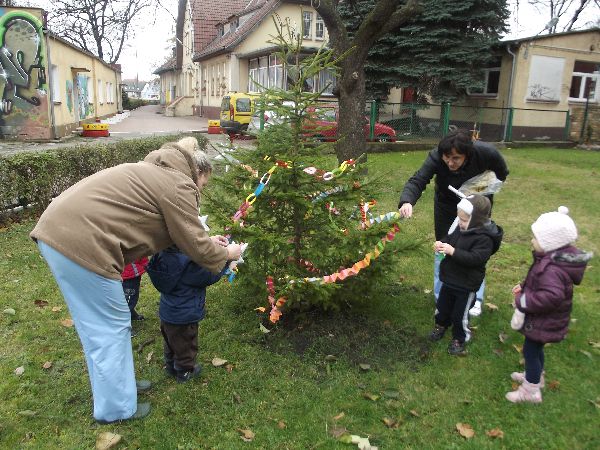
[550,246,593,285]
[464,221,503,255]
[146,249,190,293]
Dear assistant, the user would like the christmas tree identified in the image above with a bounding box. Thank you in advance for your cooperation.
[205,17,417,325]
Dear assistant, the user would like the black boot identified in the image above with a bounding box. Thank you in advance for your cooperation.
[176,364,202,383]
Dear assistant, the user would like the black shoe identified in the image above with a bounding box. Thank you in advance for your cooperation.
[176,365,202,383]
[429,325,447,341]
[131,311,145,321]
[164,361,177,377]
[448,339,467,356]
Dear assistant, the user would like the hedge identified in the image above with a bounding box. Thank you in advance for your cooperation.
[0,133,208,225]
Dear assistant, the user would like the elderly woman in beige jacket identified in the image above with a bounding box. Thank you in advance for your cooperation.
[31,137,241,423]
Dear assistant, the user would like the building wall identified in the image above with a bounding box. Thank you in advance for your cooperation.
[0,7,51,139]
[199,3,329,119]
[48,36,121,138]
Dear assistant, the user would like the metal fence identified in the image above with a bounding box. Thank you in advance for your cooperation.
[376,101,570,142]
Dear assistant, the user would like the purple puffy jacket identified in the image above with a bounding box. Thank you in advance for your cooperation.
[516,246,592,343]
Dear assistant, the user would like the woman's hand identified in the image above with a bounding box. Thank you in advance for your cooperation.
[226,243,242,261]
[211,235,229,247]
[399,203,413,218]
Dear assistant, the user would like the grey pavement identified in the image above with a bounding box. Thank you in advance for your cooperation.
[0,104,255,157]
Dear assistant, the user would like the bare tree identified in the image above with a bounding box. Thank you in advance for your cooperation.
[528,0,599,33]
[47,0,152,64]
[315,0,422,162]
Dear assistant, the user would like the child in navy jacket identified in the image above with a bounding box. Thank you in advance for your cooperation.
[147,245,231,383]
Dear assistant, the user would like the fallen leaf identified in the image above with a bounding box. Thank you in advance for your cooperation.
[14,366,25,376]
[547,380,560,391]
[96,432,122,450]
[225,364,234,373]
[212,357,228,367]
[461,399,473,405]
[424,289,432,294]
[579,350,593,359]
[498,332,508,343]
[589,341,600,349]
[238,428,255,442]
[486,302,498,311]
[18,410,37,417]
[359,363,371,371]
[2,308,16,315]
[324,354,337,362]
[512,344,522,354]
[409,409,420,417]
[42,361,52,370]
[362,392,380,401]
[277,420,286,429]
[34,300,49,308]
[255,307,266,313]
[232,392,242,403]
[383,390,400,399]
[492,348,504,356]
[51,306,62,312]
[588,398,600,408]
[486,428,504,439]
[382,320,392,327]
[60,319,74,328]
[511,382,519,390]
[329,425,348,439]
[333,412,345,421]
[259,323,270,333]
[456,422,475,439]
[382,416,400,429]
[146,351,153,364]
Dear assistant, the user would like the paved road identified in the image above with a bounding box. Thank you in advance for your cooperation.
[0,105,247,157]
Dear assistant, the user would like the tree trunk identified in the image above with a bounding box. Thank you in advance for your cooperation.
[335,57,368,163]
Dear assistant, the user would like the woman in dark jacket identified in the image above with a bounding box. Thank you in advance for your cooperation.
[147,246,231,383]
[506,206,592,404]
[398,131,509,316]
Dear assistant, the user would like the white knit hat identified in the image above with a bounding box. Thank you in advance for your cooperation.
[531,206,577,252]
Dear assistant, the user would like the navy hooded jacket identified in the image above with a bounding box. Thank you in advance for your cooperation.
[147,246,228,324]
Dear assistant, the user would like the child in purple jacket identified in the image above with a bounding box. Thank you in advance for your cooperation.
[506,206,592,404]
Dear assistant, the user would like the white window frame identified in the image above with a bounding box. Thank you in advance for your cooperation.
[315,15,324,40]
[467,67,500,97]
[50,64,60,103]
[303,11,312,39]
[97,79,103,104]
[569,72,599,103]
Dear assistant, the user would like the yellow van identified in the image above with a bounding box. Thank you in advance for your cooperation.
[219,92,256,133]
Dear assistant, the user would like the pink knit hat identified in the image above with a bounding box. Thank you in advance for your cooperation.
[531,206,577,252]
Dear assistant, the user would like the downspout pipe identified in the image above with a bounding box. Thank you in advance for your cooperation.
[503,42,517,142]
[44,30,58,140]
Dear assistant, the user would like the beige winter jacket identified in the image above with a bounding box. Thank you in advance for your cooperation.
[30,140,228,280]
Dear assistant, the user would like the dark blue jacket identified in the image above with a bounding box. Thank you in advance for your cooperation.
[147,247,228,324]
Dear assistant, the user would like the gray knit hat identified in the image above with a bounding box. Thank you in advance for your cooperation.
[457,194,491,229]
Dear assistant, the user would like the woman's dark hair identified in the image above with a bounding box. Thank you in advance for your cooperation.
[437,130,474,158]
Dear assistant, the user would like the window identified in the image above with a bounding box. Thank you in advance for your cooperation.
[106,82,111,103]
[468,58,500,96]
[248,58,259,92]
[50,64,60,102]
[231,17,239,31]
[218,25,224,37]
[317,68,335,95]
[526,55,565,102]
[97,79,103,104]
[315,15,324,40]
[303,11,312,39]
[569,61,599,102]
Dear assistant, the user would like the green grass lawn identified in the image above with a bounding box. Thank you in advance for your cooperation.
[1,147,599,449]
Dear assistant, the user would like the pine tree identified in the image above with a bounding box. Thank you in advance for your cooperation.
[339,0,510,102]
[204,18,417,324]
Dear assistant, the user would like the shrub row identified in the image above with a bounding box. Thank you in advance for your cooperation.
[0,133,208,225]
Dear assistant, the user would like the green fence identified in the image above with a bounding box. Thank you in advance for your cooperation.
[376,101,570,142]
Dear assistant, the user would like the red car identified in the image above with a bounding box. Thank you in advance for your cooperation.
[303,105,397,142]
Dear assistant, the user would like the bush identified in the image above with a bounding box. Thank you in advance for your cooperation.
[0,133,208,225]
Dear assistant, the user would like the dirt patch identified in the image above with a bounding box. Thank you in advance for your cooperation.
[262,310,431,370]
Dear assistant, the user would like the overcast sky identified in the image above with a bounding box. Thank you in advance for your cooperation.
[19,0,600,82]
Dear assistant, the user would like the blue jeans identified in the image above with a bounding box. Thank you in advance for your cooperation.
[434,253,485,304]
[523,337,545,384]
[37,241,137,422]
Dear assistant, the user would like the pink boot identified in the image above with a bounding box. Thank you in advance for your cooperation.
[506,380,543,404]
[511,371,545,388]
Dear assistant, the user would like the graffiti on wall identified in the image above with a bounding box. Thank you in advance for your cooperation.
[0,9,50,139]
[65,79,73,114]
[76,73,93,118]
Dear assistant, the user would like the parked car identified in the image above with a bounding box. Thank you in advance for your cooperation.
[248,103,396,142]
[303,105,397,142]
[246,101,296,135]
[219,92,257,133]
